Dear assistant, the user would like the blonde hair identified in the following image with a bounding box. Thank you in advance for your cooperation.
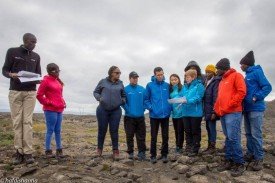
[185,69,197,79]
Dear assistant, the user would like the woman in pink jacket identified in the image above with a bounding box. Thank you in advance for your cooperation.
[37,63,66,158]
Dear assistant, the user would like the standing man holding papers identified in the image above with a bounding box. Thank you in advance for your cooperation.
[2,33,41,165]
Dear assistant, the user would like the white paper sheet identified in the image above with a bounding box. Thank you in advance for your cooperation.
[17,71,40,78]
[18,77,42,83]
[168,97,187,104]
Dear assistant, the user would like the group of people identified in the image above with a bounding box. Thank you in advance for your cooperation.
[2,33,272,178]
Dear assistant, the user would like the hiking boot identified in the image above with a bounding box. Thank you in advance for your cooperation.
[175,147,183,154]
[45,150,55,158]
[244,153,254,162]
[12,150,23,165]
[188,151,198,157]
[56,149,65,158]
[97,148,102,157]
[150,156,157,164]
[161,155,168,163]
[24,154,35,164]
[217,159,234,172]
[137,152,146,161]
[202,142,216,155]
[231,163,245,177]
[112,150,120,161]
[251,159,263,171]
[128,152,134,160]
[183,146,192,156]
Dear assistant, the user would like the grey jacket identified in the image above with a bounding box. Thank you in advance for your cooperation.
[93,77,126,111]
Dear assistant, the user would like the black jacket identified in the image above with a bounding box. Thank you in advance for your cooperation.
[2,45,41,91]
[93,77,126,111]
[203,76,222,121]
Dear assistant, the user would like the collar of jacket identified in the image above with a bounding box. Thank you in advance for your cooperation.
[223,68,236,78]
[20,45,32,55]
[106,77,121,84]
[151,75,165,84]
[246,65,261,74]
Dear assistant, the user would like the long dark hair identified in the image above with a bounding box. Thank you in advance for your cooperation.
[169,74,182,93]
[46,63,64,86]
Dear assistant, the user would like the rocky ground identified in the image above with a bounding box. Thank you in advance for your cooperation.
[0,112,275,183]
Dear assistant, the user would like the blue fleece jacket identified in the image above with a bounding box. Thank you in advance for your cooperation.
[170,85,184,118]
[144,76,172,118]
[123,84,146,117]
[244,65,272,112]
[182,79,205,117]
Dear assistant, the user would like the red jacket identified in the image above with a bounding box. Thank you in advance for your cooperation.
[37,75,66,112]
[214,68,246,117]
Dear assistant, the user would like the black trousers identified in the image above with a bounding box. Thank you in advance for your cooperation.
[150,118,169,157]
[183,117,202,153]
[172,117,185,149]
[124,116,146,154]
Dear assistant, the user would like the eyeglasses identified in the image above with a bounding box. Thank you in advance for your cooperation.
[113,72,121,75]
[51,70,61,73]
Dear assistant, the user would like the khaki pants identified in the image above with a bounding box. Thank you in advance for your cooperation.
[8,90,36,154]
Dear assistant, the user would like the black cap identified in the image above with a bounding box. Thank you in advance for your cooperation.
[240,51,255,66]
[129,71,139,78]
[216,58,230,70]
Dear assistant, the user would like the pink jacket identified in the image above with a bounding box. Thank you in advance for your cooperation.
[37,75,66,112]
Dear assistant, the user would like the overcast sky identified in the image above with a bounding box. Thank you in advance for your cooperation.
[1,0,275,114]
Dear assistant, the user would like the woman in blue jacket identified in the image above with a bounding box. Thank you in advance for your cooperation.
[182,69,205,157]
[169,74,184,154]
[93,66,126,160]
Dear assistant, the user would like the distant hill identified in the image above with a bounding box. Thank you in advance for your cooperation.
[265,100,275,119]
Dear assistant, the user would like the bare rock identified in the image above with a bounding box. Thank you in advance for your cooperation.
[66,173,82,180]
[177,156,190,164]
[128,172,141,181]
[111,162,132,172]
[186,157,200,165]
[16,167,38,177]
[186,165,207,178]
[262,173,275,183]
[117,171,128,177]
[203,154,214,163]
[120,159,134,166]
[213,156,222,163]
[175,164,189,174]
[50,173,68,182]
[207,162,219,171]
[82,176,101,183]
[170,162,179,169]
[189,175,210,183]
[111,169,120,175]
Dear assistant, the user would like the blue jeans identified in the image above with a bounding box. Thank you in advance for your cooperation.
[244,111,264,160]
[206,120,217,143]
[96,106,122,150]
[44,111,63,150]
[221,112,244,164]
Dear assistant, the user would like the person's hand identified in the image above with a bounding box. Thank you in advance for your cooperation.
[9,73,18,79]
[211,114,216,121]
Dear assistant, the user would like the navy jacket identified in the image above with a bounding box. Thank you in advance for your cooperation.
[203,76,222,121]
[93,77,126,111]
[123,84,146,118]
[144,76,172,118]
[2,45,41,91]
[244,65,272,112]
